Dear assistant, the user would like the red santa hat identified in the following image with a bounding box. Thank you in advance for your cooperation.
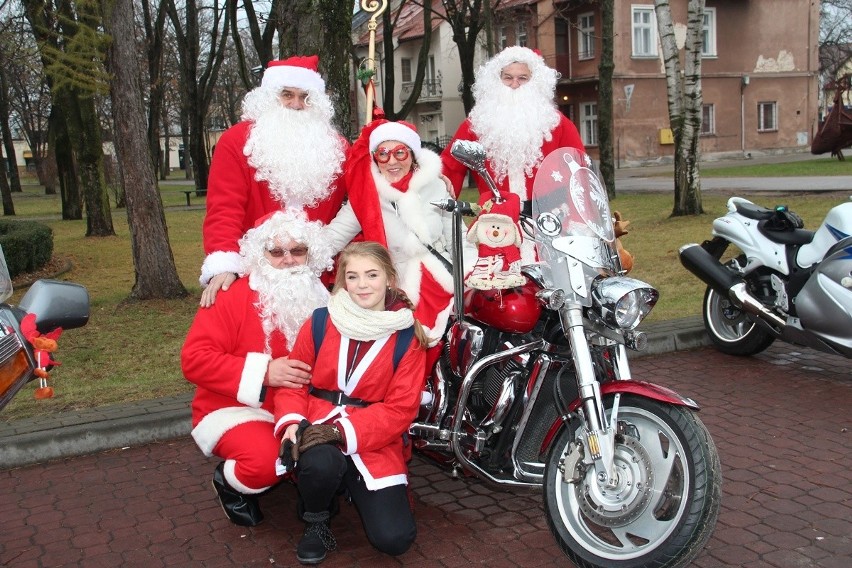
[368,120,423,162]
[261,55,325,93]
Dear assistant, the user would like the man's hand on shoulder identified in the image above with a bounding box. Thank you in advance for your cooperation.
[200,272,237,308]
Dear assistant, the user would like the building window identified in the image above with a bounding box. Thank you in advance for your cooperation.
[516,20,528,47]
[758,102,778,132]
[632,6,657,57]
[581,102,598,146]
[578,12,595,60]
[702,8,716,57]
[401,58,412,83]
[701,104,715,135]
[497,25,508,50]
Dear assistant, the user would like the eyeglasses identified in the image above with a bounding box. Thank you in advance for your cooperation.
[267,246,309,258]
[373,144,411,163]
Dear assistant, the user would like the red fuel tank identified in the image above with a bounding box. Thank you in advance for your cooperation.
[463,279,542,334]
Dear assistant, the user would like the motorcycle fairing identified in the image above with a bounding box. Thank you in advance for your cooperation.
[713,209,790,275]
[797,202,852,268]
[538,380,701,455]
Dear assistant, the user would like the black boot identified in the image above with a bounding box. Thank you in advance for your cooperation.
[211,462,263,527]
[296,511,336,565]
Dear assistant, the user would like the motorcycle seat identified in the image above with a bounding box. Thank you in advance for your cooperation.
[757,221,814,245]
[734,200,775,220]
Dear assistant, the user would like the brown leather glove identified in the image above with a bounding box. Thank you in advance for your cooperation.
[298,424,342,454]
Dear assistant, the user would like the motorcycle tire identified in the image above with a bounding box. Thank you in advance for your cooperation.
[543,395,721,568]
[703,285,775,356]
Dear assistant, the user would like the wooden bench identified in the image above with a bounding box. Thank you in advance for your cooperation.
[180,189,207,206]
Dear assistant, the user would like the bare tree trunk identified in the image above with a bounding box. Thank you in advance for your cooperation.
[102,0,188,300]
[49,105,83,219]
[655,0,705,216]
[0,66,22,202]
[598,0,616,199]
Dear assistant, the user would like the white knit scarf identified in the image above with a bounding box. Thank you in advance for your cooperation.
[327,289,414,341]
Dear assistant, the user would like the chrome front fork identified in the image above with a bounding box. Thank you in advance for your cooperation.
[560,303,620,487]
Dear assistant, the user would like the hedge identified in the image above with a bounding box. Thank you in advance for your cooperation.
[0,220,54,279]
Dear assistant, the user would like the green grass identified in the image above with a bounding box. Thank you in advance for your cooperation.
[695,158,852,178]
[1,178,848,422]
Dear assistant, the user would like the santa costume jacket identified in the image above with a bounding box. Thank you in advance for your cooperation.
[200,121,347,285]
[324,148,469,342]
[273,316,425,491]
[440,114,584,203]
[182,277,286,456]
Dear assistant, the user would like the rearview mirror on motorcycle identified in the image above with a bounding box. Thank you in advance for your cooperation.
[449,140,502,202]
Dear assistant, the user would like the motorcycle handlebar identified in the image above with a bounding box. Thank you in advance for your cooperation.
[431,198,480,217]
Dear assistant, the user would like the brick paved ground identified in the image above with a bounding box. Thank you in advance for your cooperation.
[1,344,850,567]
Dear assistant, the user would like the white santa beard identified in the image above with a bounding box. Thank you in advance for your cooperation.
[244,105,344,209]
[470,86,560,185]
[250,264,330,350]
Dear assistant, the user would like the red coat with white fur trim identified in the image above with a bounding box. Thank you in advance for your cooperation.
[273,316,425,490]
[440,114,584,203]
[200,121,347,285]
[182,277,287,456]
[324,148,473,342]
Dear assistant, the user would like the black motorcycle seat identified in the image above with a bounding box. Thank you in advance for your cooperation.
[757,221,814,245]
[734,201,775,220]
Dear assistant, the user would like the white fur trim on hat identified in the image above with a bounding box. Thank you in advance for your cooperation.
[369,122,422,160]
[261,65,325,94]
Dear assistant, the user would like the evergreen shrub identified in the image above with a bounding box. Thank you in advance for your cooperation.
[0,220,54,279]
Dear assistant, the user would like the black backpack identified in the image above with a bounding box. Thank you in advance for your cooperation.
[310,307,414,371]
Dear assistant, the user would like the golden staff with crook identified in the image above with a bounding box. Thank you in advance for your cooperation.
[360,0,388,123]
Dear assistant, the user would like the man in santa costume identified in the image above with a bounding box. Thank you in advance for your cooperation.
[200,55,347,307]
[441,46,585,263]
[324,119,474,347]
[182,210,335,527]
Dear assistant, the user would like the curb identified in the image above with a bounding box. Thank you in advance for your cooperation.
[0,319,709,470]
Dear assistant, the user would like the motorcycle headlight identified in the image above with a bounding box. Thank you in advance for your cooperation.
[591,277,659,330]
[537,288,566,310]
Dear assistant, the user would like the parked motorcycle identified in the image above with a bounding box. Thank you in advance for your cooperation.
[411,142,721,568]
[679,196,852,358]
[0,247,90,412]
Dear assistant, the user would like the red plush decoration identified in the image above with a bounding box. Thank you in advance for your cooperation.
[20,313,63,400]
[465,193,526,290]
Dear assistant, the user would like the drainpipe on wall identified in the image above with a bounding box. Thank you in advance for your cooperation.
[741,75,749,156]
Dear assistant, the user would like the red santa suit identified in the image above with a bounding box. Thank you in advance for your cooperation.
[200,121,347,285]
[273,314,425,490]
[441,114,583,203]
[182,277,287,493]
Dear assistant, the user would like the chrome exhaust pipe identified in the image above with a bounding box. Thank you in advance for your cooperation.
[679,244,786,329]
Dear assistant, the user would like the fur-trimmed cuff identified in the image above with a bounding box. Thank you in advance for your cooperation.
[274,414,307,438]
[200,250,243,286]
[191,406,274,456]
[238,352,270,407]
[337,417,357,455]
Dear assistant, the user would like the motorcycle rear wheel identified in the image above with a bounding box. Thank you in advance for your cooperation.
[703,285,775,356]
[543,396,721,568]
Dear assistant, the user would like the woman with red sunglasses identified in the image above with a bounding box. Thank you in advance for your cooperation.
[324,120,474,350]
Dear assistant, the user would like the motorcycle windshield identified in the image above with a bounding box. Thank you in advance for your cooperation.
[0,245,12,303]
[530,148,616,300]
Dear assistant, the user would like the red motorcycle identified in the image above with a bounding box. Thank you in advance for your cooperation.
[410,143,721,568]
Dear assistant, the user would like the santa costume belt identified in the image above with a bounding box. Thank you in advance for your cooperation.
[309,386,371,408]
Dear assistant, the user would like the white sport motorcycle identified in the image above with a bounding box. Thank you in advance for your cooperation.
[679,196,852,358]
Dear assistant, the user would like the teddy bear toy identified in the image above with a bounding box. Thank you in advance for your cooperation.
[612,210,634,273]
[20,312,63,399]
[465,193,527,290]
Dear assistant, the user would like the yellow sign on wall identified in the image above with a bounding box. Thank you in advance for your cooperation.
[659,128,674,145]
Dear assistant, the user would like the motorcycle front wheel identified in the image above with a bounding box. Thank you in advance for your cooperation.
[544,396,721,568]
[703,285,775,356]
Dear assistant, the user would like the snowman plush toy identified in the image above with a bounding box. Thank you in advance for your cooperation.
[465,192,527,290]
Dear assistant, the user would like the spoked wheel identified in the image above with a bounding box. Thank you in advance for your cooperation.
[703,286,775,356]
[544,396,721,568]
